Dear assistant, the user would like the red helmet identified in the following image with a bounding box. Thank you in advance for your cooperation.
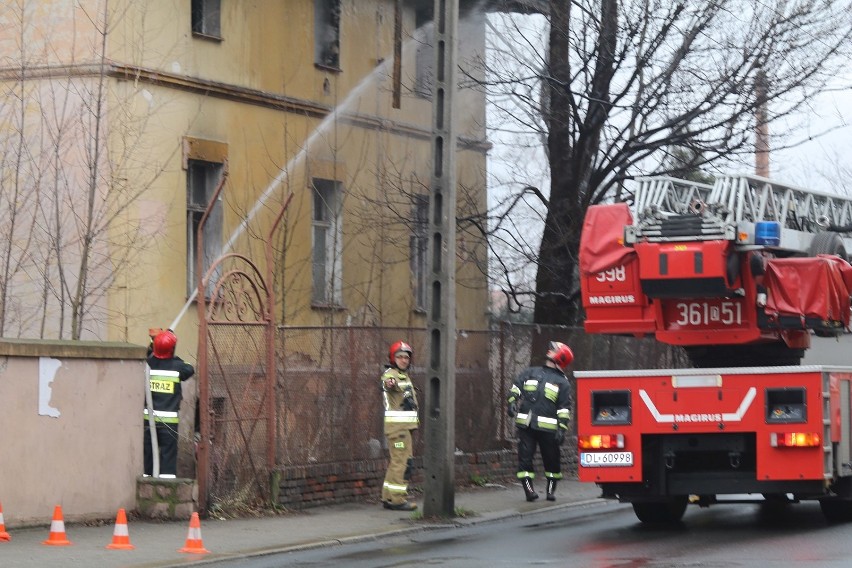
[388,340,413,365]
[545,341,573,370]
[152,330,178,359]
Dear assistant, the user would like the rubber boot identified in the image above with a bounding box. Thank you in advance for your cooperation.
[383,500,418,511]
[546,479,557,501]
[522,478,539,502]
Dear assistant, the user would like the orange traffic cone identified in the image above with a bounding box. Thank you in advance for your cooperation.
[105,508,134,550]
[178,512,210,554]
[0,502,10,541]
[42,505,72,546]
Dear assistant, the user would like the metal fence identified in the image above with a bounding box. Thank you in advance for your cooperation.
[273,322,688,463]
[203,321,689,507]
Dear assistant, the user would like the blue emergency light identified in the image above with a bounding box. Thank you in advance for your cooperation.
[755,221,781,246]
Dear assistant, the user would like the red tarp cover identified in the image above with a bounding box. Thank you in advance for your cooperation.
[579,203,637,275]
[763,255,852,327]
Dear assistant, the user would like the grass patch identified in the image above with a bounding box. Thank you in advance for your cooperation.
[469,474,490,487]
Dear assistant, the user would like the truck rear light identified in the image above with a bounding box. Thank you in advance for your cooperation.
[592,390,631,425]
[770,432,820,447]
[579,434,625,449]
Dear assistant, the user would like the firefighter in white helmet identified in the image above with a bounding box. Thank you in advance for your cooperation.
[507,341,574,501]
[380,340,419,511]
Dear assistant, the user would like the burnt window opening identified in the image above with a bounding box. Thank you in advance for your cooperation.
[414,7,434,98]
[315,0,341,69]
[191,0,222,38]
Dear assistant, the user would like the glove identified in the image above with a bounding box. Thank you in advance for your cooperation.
[507,402,518,417]
[554,429,565,445]
[402,389,418,411]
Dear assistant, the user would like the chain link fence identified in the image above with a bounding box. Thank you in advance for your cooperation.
[202,321,689,508]
[274,322,688,464]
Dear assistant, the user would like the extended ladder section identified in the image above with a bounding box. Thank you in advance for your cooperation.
[626,174,852,254]
[580,173,852,357]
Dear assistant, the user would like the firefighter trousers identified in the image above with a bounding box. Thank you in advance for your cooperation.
[382,430,414,505]
[143,421,179,477]
[516,427,561,479]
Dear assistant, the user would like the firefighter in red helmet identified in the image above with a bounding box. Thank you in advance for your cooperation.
[507,341,573,501]
[144,329,195,478]
[380,340,419,511]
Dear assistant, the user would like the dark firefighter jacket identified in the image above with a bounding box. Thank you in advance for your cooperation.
[144,354,195,424]
[508,365,572,432]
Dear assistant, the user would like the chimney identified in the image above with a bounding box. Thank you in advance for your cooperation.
[755,68,769,178]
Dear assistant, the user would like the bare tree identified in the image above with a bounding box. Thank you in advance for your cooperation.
[479,0,852,325]
[0,1,185,339]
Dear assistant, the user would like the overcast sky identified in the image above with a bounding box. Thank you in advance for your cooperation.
[485,13,852,198]
[483,12,852,297]
[770,84,852,194]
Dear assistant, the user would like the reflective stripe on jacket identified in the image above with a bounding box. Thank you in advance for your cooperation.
[382,367,419,436]
[385,410,419,424]
[144,355,195,422]
[143,408,180,424]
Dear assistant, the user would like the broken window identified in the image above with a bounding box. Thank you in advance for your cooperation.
[191,0,221,38]
[187,160,224,297]
[315,0,341,68]
[414,7,434,98]
[312,178,343,305]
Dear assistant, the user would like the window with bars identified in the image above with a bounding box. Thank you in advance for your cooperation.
[312,178,343,306]
[187,160,224,298]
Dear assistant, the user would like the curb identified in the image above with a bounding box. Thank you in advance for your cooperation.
[153,497,607,568]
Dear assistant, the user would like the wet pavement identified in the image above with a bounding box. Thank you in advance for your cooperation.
[0,477,604,567]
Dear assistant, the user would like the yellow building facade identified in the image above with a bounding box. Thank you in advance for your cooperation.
[0,1,490,353]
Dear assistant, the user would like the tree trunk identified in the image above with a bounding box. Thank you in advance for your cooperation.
[534,0,617,326]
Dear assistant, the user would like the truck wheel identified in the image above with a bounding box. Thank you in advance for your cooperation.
[809,232,847,261]
[819,497,852,523]
[632,497,688,524]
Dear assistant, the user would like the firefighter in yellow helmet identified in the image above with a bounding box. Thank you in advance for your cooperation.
[380,340,419,511]
[507,341,573,501]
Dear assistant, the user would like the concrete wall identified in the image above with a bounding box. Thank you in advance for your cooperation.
[0,339,147,527]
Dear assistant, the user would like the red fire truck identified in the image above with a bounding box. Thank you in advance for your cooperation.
[576,174,852,523]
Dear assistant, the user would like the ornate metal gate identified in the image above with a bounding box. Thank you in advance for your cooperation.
[193,175,291,514]
[196,252,274,514]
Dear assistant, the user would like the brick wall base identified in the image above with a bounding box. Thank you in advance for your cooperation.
[272,446,578,510]
[133,449,579,515]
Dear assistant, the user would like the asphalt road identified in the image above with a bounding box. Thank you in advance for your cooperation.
[803,334,852,366]
[226,500,852,567]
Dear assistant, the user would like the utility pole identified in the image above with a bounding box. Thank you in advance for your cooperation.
[423,0,459,518]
